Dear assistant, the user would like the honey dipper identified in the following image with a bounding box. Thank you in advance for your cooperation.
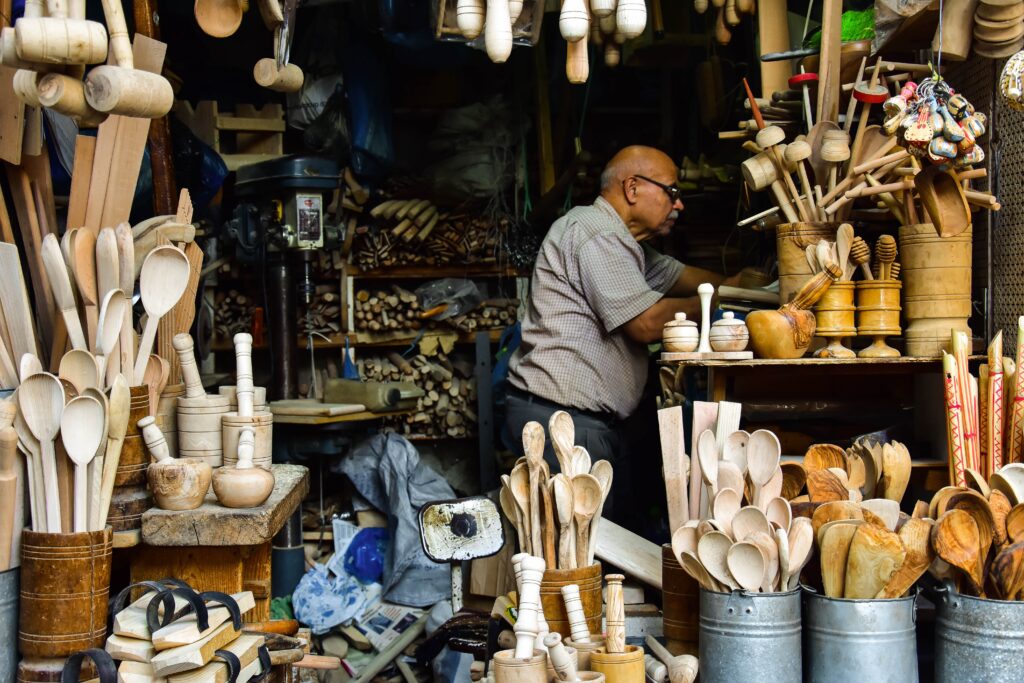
[850,236,873,280]
[875,235,897,280]
[890,262,901,280]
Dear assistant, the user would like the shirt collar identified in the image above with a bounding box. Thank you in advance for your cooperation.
[593,196,630,235]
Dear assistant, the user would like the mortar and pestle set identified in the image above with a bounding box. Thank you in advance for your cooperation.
[661,284,751,359]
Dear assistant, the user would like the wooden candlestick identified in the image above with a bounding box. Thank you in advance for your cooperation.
[544,632,577,682]
[605,574,625,653]
[484,0,513,64]
[455,0,485,39]
[513,555,547,658]
[233,333,254,418]
[561,584,591,644]
[253,58,304,93]
[696,283,714,353]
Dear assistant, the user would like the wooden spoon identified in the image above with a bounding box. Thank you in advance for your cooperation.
[990,542,1024,600]
[845,515,906,599]
[58,349,100,395]
[947,490,996,574]
[587,459,613,566]
[572,445,591,480]
[114,223,135,383]
[807,468,849,503]
[776,527,791,592]
[732,505,772,542]
[836,223,854,280]
[698,429,719,498]
[861,498,900,531]
[812,500,864,541]
[571,474,602,569]
[713,487,742,539]
[930,485,969,519]
[143,354,169,417]
[780,462,807,500]
[717,461,745,498]
[747,430,780,506]
[877,517,935,598]
[40,234,88,350]
[95,227,120,305]
[524,419,548,557]
[804,443,847,472]
[72,228,99,350]
[60,395,104,533]
[499,478,526,553]
[747,531,781,592]
[551,474,575,569]
[81,387,109,532]
[965,468,992,499]
[723,430,749,474]
[19,354,42,382]
[881,441,912,502]
[1007,504,1024,544]
[697,531,740,591]
[787,516,815,589]
[680,550,720,592]
[18,373,65,533]
[766,497,792,531]
[933,508,985,595]
[97,375,130,529]
[548,410,575,477]
[672,525,699,561]
[727,542,766,592]
[820,521,860,598]
[133,245,190,384]
[95,289,127,382]
[508,463,532,555]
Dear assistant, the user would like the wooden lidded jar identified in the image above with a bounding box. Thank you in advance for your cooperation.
[663,313,699,353]
[709,312,749,352]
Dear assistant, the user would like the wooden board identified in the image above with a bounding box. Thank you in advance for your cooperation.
[106,633,157,663]
[66,135,96,232]
[114,586,192,640]
[141,464,308,546]
[22,143,57,237]
[0,242,41,361]
[689,401,719,520]
[166,634,262,683]
[268,399,367,417]
[118,661,169,683]
[84,116,118,233]
[99,35,167,229]
[660,351,754,361]
[594,519,662,589]
[0,66,24,165]
[4,167,54,349]
[150,622,241,677]
[153,592,255,651]
[657,406,689,535]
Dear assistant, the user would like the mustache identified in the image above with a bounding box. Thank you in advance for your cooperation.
[667,211,679,221]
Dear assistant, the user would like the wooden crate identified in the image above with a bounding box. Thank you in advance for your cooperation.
[173,100,286,171]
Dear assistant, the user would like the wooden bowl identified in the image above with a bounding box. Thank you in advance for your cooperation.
[147,459,212,511]
[194,0,244,38]
[212,465,275,508]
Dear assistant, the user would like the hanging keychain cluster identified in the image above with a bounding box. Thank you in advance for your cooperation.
[999,50,1024,111]
[883,76,987,167]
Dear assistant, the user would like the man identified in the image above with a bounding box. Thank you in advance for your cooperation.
[504,145,735,493]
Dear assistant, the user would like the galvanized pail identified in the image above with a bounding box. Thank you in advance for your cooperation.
[934,581,1024,682]
[803,587,918,682]
[0,568,18,681]
[699,588,801,683]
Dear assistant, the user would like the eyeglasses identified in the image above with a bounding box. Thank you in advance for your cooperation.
[633,175,682,203]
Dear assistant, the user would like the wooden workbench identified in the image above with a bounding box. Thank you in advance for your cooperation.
[131,464,309,621]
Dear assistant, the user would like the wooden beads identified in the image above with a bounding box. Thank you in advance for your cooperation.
[604,574,625,653]
[561,584,591,644]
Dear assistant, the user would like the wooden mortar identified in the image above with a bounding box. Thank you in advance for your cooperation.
[140,415,211,511]
[221,412,273,470]
[540,564,603,639]
[253,58,304,93]
[492,649,547,682]
[565,635,606,672]
[746,264,841,358]
[589,645,644,682]
[212,427,275,508]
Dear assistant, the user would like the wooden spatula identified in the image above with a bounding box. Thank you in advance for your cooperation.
[819,520,861,598]
[114,223,134,383]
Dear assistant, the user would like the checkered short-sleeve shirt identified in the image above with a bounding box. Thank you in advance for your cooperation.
[508,197,684,418]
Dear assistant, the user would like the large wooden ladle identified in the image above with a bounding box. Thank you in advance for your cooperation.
[133,245,190,384]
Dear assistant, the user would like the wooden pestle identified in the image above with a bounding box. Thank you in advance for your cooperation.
[544,632,578,682]
[784,141,820,220]
[84,0,173,117]
[605,574,626,653]
[253,58,304,93]
[233,333,255,418]
[174,333,207,400]
[646,635,699,683]
[513,555,546,658]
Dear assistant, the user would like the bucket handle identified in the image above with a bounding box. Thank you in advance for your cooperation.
[61,649,117,683]
[724,589,758,617]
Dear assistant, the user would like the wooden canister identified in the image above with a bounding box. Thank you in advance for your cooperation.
[776,222,838,304]
[540,564,602,639]
[109,385,152,532]
[899,223,972,357]
[156,383,185,459]
[856,280,902,335]
[662,545,699,653]
[219,385,268,413]
[221,412,273,470]
[18,528,112,658]
[589,645,645,682]
[566,635,605,671]
[814,280,856,335]
[178,394,231,467]
[17,658,98,682]
[493,649,547,682]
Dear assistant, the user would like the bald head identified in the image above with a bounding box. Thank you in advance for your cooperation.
[599,145,677,192]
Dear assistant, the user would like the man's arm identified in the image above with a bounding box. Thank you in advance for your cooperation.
[621,295,700,344]
[665,264,742,297]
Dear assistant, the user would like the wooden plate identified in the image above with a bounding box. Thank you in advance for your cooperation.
[974,14,1024,29]
[973,22,1024,41]
[979,0,1024,9]
[977,2,1024,20]
[974,35,1024,57]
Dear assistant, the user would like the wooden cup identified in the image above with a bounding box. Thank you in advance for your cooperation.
[856,280,902,358]
[813,280,857,358]
[540,564,603,639]
[589,645,645,682]
[493,649,547,682]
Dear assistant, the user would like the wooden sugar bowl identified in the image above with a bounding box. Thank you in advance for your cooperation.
[212,427,275,508]
[746,264,840,359]
[139,416,212,511]
[709,311,749,352]
[662,313,699,352]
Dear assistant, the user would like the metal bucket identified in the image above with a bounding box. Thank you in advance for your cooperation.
[933,581,1024,682]
[1,568,18,682]
[699,588,801,683]
[803,587,918,682]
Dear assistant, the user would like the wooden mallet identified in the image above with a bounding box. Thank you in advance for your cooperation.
[646,635,699,683]
[14,0,107,67]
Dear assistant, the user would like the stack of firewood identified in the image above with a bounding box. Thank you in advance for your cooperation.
[354,286,422,334]
[448,298,519,333]
[358,352,478,439]
[214,289,255,339]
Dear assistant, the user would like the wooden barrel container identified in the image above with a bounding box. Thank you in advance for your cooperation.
[662,544,699,653]
[17,658,98,682]
[109,385,152,532]
[814,280,856,335]
[493,649,547,682]
[540,563,602,639]
[18,528,112,658]
[856,280,902,335]
[566,635,605,671]
[589,645,645,682]
[219,385,268,412]
[178,395,231,467]
[776,222,838,304]
[899,223,972,357]
[221,411,274,470]
[156,383,185,459]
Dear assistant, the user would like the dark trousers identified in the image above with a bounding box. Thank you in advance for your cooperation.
[502,390,625,522]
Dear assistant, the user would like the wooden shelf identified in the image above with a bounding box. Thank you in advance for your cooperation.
[661,355,985,370]
[212,328,504,351]
[350,264,522,279]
